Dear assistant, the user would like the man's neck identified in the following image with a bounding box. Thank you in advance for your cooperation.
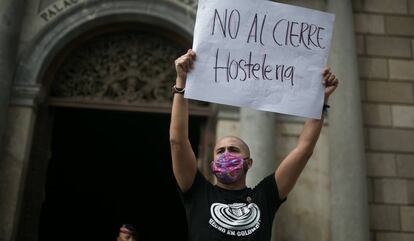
[216,181,247,190]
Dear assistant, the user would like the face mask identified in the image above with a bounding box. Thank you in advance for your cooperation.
[211,152,247,184]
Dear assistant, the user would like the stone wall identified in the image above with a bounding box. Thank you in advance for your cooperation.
[5,0,413,240]
[353,0,414,240]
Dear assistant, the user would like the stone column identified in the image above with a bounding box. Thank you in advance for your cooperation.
[240,108,277,188]
[0,1,27,241]
[240,108,277,241]
[326,1,370,241]
[0,106,36,241]
[0,0,25,154]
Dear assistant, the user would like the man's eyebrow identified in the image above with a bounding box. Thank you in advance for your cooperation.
[228,145,241,149]
[215,145,241,150]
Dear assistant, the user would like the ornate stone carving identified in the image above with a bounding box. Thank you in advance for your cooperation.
[52,32,187,104]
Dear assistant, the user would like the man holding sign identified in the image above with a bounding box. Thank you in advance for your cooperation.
[170,49,338,241]
[170,1,338,241]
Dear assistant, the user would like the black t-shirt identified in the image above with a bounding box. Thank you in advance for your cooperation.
[181,171,286,241]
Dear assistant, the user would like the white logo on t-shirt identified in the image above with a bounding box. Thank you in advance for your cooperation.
[209,202,261,236]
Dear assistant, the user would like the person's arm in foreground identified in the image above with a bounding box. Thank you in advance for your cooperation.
[275,67,339,199]
[169,49,198,192]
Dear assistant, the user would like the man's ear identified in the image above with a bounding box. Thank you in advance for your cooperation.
[246,158,253,169]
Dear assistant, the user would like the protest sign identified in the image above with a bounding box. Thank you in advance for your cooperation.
[184,0,335,119]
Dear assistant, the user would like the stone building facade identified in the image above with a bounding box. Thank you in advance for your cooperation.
[353,0,414,240]
[0,0,412,241]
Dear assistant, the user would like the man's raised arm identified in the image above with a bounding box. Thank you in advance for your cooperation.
[275,67,339,199]
[170,49,198,192]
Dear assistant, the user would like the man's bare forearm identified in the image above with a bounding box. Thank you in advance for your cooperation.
[169,50,198,192]
[276,66,338,198]
[297,116,324,155]
[170,78,189,143]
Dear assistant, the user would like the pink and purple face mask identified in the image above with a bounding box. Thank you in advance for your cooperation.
[211,152,247,184]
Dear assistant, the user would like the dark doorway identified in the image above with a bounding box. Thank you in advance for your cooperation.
[39,107,203,241]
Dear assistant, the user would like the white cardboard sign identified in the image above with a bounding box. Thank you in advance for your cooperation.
[184,0,335,119]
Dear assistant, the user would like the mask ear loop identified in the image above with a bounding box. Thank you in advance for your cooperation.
[242,157,251,173]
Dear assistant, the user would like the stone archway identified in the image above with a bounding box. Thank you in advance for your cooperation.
[5,2,197,240]
[17,23,214,241]
[8,2,217,241]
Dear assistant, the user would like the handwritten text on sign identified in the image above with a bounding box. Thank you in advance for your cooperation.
[184,0,335,119]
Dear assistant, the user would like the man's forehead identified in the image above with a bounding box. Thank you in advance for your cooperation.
[215,137,244,149]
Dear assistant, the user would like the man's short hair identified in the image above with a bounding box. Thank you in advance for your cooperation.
[216,136,251,158]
